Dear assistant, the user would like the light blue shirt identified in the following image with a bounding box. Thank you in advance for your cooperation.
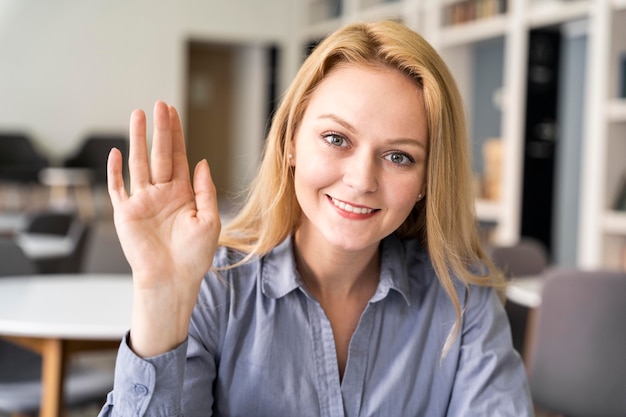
[99,234,534,416]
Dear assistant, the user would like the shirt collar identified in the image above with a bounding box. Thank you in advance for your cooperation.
[261,234,417,306]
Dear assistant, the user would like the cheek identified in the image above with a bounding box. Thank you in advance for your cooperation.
[293,141,338,192]
[384,174,425,211]
[293,154,333,199]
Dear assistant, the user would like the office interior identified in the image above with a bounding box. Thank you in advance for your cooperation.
[0,0,625,416]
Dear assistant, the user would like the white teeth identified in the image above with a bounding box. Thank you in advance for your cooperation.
[331,197,373,214]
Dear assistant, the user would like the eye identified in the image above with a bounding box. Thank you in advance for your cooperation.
[322,133,348,148]
[384,152,414,166]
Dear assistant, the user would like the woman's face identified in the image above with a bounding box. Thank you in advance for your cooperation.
[291,63,428,254]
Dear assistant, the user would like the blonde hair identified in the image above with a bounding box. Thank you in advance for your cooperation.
[219,20,503,351]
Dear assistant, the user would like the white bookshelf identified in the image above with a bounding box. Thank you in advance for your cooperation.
[438,14,509,46]
[527,0,590,28]
[293,0,626,269]
[607,99,626,121]
[577,0,626,270]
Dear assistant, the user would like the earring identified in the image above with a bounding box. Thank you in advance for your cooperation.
[288,153,293,160]
[417,193,423,200]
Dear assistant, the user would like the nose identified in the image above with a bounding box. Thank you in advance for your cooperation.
[342,152,378,193]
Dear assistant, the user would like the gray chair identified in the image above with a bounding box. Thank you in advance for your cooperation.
[487,237,549,279]
[528,269,626,417]
[0,238,113,416]
[487,238,549,356]
[0,238,37,276]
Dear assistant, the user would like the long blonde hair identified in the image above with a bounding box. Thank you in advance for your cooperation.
[219,20,503,350]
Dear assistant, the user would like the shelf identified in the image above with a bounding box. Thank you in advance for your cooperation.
[603,210,626,234]
[357,1,404,21]
[475,199,502,222]
[607,99,626,122]
[294,0,623,266]
[439,14,508,47]
[527,0,590,28]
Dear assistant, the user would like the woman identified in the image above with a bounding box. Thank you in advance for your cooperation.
[99,20,533,416]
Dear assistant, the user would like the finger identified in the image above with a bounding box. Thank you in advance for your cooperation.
[150,101,173,184]
[169,105,191,181]
[193,159,220,222]
[128,109,150,193]
[107,147,128,206]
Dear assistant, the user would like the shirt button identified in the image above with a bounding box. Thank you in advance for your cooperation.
[133,384,149,396]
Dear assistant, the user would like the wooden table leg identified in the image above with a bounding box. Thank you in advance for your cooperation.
[40,338,67,417]
[522,307,538,373]
[2,336,119,417]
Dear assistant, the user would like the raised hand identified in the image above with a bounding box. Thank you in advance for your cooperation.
[107,101,221,357]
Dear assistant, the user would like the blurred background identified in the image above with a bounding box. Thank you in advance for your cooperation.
[0,0,625,416]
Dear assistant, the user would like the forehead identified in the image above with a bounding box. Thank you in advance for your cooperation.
[302,63,427,141]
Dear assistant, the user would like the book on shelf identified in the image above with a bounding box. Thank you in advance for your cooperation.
[482,138,502,201]
[442,0,507,27]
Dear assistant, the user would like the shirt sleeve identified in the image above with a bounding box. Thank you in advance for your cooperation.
[446,287,535,417]
[97,333,189,417]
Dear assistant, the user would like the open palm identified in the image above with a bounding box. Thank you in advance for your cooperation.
[107,101,221,357]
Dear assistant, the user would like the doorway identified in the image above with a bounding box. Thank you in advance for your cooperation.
[185,42,235,198]
[521,28,561,259]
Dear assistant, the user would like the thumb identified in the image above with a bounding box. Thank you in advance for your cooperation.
[193,159,219,223]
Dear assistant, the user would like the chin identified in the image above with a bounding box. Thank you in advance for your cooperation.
[321,229,383,253]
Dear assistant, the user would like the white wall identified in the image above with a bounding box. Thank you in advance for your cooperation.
[0,0,292,176]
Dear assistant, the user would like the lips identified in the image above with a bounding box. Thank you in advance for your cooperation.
[329,196,377,215]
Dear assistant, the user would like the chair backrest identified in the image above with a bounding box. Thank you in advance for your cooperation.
[64,135,128,184]
[64,220,91,273]
[528,269,626,417]
[23,210,76,236]
[487,237,548,278]
[0,238,37,276]
[0,133,49,182]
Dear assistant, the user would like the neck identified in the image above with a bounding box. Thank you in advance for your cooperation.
[293,233,381,301]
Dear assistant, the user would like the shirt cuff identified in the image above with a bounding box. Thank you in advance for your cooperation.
[111,332,188,416]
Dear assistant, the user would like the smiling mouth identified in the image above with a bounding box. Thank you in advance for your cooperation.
[329,196,378,214]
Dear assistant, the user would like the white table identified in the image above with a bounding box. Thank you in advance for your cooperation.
[0,274,132,417]
[15,233,75,260]
[505,275,546,368]
[505,275,544,308]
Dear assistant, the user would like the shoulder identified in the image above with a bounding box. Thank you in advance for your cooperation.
[395,235,497,314]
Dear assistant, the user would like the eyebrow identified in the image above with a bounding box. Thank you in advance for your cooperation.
[317,113,427,150]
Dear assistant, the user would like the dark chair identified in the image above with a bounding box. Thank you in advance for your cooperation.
[528,269,626,417]
[0,239,113,416]
[23,210,76,236]
[64,135,128,184]
[64,220,92,273]
[0,133,49,183]
[32,219,92,274]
